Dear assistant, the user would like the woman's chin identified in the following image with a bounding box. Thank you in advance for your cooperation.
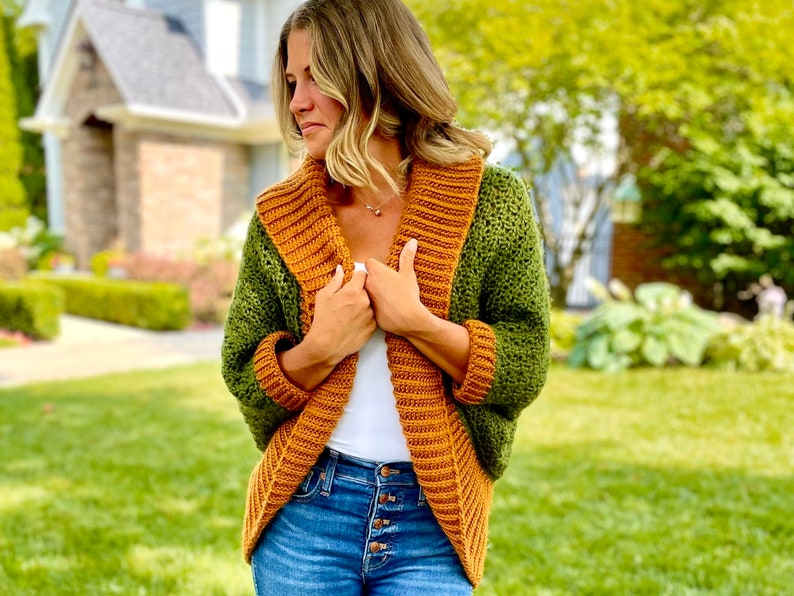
[305,145,328,161]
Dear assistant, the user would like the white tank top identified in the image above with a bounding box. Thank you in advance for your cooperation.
[325,263,411,462]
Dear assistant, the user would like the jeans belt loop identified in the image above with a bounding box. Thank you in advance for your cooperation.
[320,449,338,497]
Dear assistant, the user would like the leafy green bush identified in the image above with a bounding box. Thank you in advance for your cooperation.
[0,18,28,233]
[116,253,238,324]
[550,308,584,360]
[89,249,125,277]
[0,216,62,269]
[569,280,719,372]
[0,280,64,340]
[706,315,794,373]
[38,276,191,331]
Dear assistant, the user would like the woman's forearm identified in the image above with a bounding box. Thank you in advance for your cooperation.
[402,310,471,385]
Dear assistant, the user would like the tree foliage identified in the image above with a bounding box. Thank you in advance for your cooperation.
[406,0,794,309]
[407,0,623,306]
[2,1,45,224]
[0,5,27,231]
[2,9,45,222]
[627,4,794,308]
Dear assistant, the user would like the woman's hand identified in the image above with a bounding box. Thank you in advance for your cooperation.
[365,239,471,384]
[364,238,432,336]
[277,265,375,391]
[309,265,376,361]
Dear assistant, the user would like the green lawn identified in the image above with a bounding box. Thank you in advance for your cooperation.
[1,364,792,595]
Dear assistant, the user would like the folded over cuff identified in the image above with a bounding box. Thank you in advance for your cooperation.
[253,331,313,411]
[452,320,497,405]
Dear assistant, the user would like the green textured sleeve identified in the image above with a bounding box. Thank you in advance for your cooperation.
[452,166,551,478]
[481,168,550,416]
[221,214,300,451]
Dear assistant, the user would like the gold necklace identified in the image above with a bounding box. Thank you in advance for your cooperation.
[352,190,399,217]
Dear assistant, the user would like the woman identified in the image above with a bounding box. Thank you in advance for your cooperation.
[221,0,550,593]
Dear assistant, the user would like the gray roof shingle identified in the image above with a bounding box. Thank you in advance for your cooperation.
[80,0,239,118]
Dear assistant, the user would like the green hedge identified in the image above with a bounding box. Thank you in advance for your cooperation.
[0,280,64,339]
[39,276,191,331]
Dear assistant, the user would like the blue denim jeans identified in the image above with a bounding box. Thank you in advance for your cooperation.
[251,448,473,595]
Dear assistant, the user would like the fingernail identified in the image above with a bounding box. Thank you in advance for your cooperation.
[336,264,343,275]
[407,238,418,251]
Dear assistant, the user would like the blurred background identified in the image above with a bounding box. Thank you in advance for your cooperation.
[2,0,793,327]
[0,1,792,594]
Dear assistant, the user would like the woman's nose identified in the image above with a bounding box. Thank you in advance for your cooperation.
[290,83,312,114]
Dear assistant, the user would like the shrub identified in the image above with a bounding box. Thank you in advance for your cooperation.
[569,279,719,372]
[0,216,62,269]
[38,276,191,331]
[550,309,584,361]
[706,315,794,373]
[186,259,238,323]
[0,280,64,340]
[113,253,238,324]
[0,15,28,233]
[90,249,125,277]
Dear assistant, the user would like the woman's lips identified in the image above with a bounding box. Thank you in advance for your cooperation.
[300,122,323,134]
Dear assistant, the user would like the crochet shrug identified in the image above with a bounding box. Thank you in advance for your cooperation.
[221,155,550,586]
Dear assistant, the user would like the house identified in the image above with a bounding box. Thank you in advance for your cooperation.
[18,0,303,267]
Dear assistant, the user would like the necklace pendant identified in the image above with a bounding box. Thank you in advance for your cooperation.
[365,204,382,216]
[373,208,382,216]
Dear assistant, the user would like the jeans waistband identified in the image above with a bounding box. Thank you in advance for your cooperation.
[316,447,418,487]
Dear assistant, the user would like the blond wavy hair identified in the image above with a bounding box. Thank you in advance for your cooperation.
[272,0,492,193]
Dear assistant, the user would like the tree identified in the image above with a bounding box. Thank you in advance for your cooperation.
[2,0,45,223]
[3,9,45,221]
[0,3,27,231]
[622,3,794,310]
[406,0,794,310]
[407,0,624,307]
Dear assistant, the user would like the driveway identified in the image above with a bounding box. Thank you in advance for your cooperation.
[0,315,224,388]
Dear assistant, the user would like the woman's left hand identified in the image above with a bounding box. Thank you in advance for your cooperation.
[364,238,431,336]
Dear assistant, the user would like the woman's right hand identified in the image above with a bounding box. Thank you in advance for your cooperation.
[307,265,376,362]
[277,265,375,391]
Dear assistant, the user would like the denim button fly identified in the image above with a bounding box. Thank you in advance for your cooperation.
[251,448,472,594]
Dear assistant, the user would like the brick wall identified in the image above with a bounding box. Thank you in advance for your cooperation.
[60,47,251,266]
[114,127,142,252]
[610,223,673,289]
[62,55,123,266]
[135,133,249,256]
[611,223,724,309]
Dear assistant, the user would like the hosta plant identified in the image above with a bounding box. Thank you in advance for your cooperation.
[569,280,719,372]
[706,314,794,373]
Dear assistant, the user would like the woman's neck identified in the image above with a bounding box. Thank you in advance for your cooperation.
[323,134,405,206]
[366,134,405,191]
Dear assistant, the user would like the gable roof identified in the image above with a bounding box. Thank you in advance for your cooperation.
[22,0,278,144]
[81,0,236,118]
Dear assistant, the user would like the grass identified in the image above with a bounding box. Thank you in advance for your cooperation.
[1,364,792,595]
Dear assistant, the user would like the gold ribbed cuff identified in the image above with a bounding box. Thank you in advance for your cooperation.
[253,331,313,411]
[452,320,497,405]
